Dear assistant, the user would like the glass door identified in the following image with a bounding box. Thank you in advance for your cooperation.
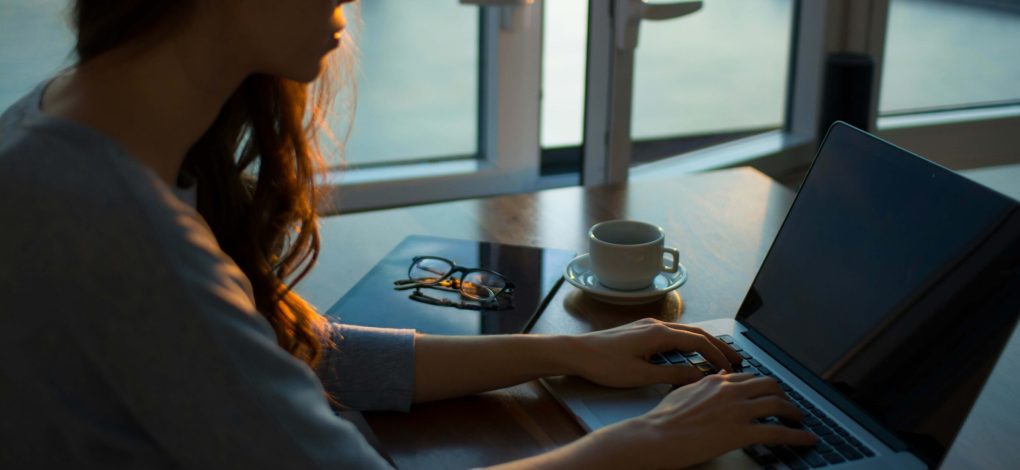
[581,0,813,185]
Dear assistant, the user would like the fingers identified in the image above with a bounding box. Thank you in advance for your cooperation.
[662,323,744,366]
[742,395,804,423]
[728,376,786,399]
[719,371,756,382]
[672,330,732,372]
[738,386,815,447]
[644,363,705,386]
[748,423,818,447]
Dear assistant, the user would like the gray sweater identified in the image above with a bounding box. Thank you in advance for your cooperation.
[0,82,414,469]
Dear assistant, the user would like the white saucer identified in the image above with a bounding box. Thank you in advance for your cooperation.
[563,253,688,305]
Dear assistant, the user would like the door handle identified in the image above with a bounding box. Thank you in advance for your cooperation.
[616,0,703,50]
[641,0,702,20]
[459,0,536,31]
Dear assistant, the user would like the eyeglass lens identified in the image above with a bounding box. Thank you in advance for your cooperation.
[408,257,508,301]
[460,271,506,300]
[408,257,454,284]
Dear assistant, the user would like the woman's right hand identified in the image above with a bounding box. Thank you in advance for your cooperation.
[489,372,818,470]
[610,371,818,469]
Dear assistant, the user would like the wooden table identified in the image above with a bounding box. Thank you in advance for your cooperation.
[299,167,1019,469]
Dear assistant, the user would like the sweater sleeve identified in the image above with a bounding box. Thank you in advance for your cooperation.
[318,323,417,411]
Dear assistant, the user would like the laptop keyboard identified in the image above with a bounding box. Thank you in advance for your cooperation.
[648,335,876,468]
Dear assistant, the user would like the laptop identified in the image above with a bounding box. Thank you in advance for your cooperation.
[541,122,1020,469]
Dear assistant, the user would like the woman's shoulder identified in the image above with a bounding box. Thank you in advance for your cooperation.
[0,82,240,304]
[2,82,128,188]
[1,81,198,235]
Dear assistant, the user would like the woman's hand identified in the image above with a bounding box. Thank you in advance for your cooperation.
[606,372,818,469]
[565,318,744,388]
[490,372,818,470]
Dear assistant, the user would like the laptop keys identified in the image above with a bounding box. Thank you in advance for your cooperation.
[821,451,847,465]
[773,447,810,469]
[715,337,878,465]
[661,350,687,365]
[696,362,718,374]
[648,350,724,376]
[835,444,863,460]
[652,338,880,465]
[792,447,828,468]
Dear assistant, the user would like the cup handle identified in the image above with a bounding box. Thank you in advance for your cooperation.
[662,247,680,273]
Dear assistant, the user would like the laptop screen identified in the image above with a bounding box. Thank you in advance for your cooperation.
[736,123,1020,465]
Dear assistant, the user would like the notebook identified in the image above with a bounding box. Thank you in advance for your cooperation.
[325,235,575,335]
[540,122,1020,469]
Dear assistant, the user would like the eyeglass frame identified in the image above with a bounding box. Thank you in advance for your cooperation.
[392,256,516,310]
[405,287,515,311]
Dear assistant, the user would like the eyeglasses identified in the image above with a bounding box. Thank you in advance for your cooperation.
[393,256,515,310]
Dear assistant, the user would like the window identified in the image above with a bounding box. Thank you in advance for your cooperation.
[631,0,793,142]
[328,2,547,212]
[584,0,815,184]
[875,0,1020,170]
[0,1,550,212]
[541,0,588,150]
[880,0,1020,114]
[624,0,1020,183]
[346,1,479,167]
[5,1,1015,209]
[0,0,73,111]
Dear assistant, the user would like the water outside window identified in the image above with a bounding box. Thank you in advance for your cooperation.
[346,1,478,167]
[880,0,1020,114]
[630,0,793,140]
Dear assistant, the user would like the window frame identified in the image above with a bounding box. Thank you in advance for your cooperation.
[322,4,552,214]
[326,0,1019,213]
[628,0,1020,182]
[586,0,828,184]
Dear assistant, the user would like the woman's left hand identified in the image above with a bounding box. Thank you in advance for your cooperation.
[564,318,744,388]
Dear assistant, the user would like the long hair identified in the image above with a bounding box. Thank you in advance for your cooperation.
[73,1,350,367]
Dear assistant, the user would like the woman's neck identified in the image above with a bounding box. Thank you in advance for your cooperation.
[42,28,250,187]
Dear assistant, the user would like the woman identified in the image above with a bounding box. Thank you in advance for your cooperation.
[0,0,815,468]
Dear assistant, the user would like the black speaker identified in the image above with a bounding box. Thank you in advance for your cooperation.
[819,52,874,138]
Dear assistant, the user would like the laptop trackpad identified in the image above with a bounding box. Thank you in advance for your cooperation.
[580,385,670,427]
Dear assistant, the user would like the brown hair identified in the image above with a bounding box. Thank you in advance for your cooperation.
[73,0,343,367]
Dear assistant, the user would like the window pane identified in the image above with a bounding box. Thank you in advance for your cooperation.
[0,0,74,111]
[541,0,588,148]
[880,0,1020,114]
[346,1,478,167]
[0,2,481,169]
[630,0,793,140]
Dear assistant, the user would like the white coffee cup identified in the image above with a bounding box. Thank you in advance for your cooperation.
[588,220,680,291]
